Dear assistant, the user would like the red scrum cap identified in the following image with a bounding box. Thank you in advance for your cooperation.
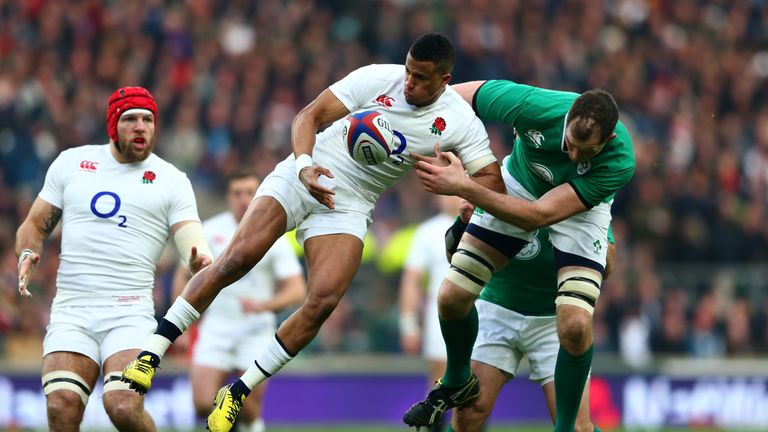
[106,87,158,142]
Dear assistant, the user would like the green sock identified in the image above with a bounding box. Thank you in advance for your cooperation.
[553,344,593,432]
[439,305,478,387]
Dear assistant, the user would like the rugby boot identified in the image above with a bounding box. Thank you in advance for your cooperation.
[121,353,158,395]
[403,374,480,430]
[206,384,246,432]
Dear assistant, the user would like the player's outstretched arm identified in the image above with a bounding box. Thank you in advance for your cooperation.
[292,89,350,209]
[414,151,587,231]
[15,197,61,297]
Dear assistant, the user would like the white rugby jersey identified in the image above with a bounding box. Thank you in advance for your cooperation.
[404,213,454,316]
[38,144,200,308]
[316,64,495,206]
[200,212,302,327]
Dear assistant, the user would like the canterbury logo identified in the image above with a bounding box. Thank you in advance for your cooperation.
[79,161,98,171]
[374,94,394,108]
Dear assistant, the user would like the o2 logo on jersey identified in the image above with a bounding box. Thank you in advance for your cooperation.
[90,191,127,228]
[388,130,408,165]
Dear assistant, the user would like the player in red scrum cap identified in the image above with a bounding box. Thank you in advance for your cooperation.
[15,86,211,431]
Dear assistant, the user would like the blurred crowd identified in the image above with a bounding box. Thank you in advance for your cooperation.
[2,0,768,367]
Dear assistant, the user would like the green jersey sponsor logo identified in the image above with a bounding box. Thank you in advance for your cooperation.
[593,239,602,254]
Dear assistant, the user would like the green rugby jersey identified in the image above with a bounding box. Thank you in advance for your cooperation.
[474,80,635,207]
[479,226,615,316]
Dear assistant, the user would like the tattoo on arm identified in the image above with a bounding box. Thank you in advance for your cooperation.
[42,207,62,235]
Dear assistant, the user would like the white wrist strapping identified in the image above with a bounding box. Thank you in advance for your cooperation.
[295,154,313,176]
[18,249,34,270]
[399,312,419,335]
[173,222,213,266]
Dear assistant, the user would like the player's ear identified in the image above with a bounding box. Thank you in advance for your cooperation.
[441,73,452,86]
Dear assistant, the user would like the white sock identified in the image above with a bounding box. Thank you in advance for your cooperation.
[145,297,200,358]
[144,334,172,358]
[241,418,265,432]
[165,297,200,332]
[241,335,294,390]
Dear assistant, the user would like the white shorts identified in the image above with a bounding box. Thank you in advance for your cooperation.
[193,319,274,372]
[471,299,559,385]
[44,305,156,366]
[255,155,372,245]
[469,157,612,267]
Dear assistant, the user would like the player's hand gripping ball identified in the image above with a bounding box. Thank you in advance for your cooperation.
[343,110,395,165]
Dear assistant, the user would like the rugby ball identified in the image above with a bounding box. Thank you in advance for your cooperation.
[343,110,395,166]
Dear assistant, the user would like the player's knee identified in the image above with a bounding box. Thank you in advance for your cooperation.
[46,391,85,427]
[437,284,476,319]
[43,370,90,427]
[103,391,143,427]
[302,290,342,323]
[557,309,593,353]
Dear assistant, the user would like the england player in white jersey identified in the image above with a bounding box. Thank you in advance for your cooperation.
[15,87,212,432]
[122,33,505,432]
[175,169,305,432]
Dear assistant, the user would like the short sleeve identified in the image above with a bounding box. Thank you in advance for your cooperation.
[452,115,495,175]
[168,174,201,226]
[474,80,535,126]
[329,64,390,112]
[38,152,69,208]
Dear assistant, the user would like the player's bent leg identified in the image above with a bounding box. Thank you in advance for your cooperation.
[277,233,364,352]
[406,233,515,430]
[42,352,100,432]
[451,360,508,432]
[207,234,365,432]
[103,350,156,431]
[184,196,289,311]
[123,197,289,394]
[555,266,600,354]
[554,266,600,432]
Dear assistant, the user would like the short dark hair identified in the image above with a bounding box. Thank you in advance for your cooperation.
[226,167,259,186]
[408,33,455,75]
[568,89,619,143]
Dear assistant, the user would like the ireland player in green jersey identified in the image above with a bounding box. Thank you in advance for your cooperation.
[404,80,634,432]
